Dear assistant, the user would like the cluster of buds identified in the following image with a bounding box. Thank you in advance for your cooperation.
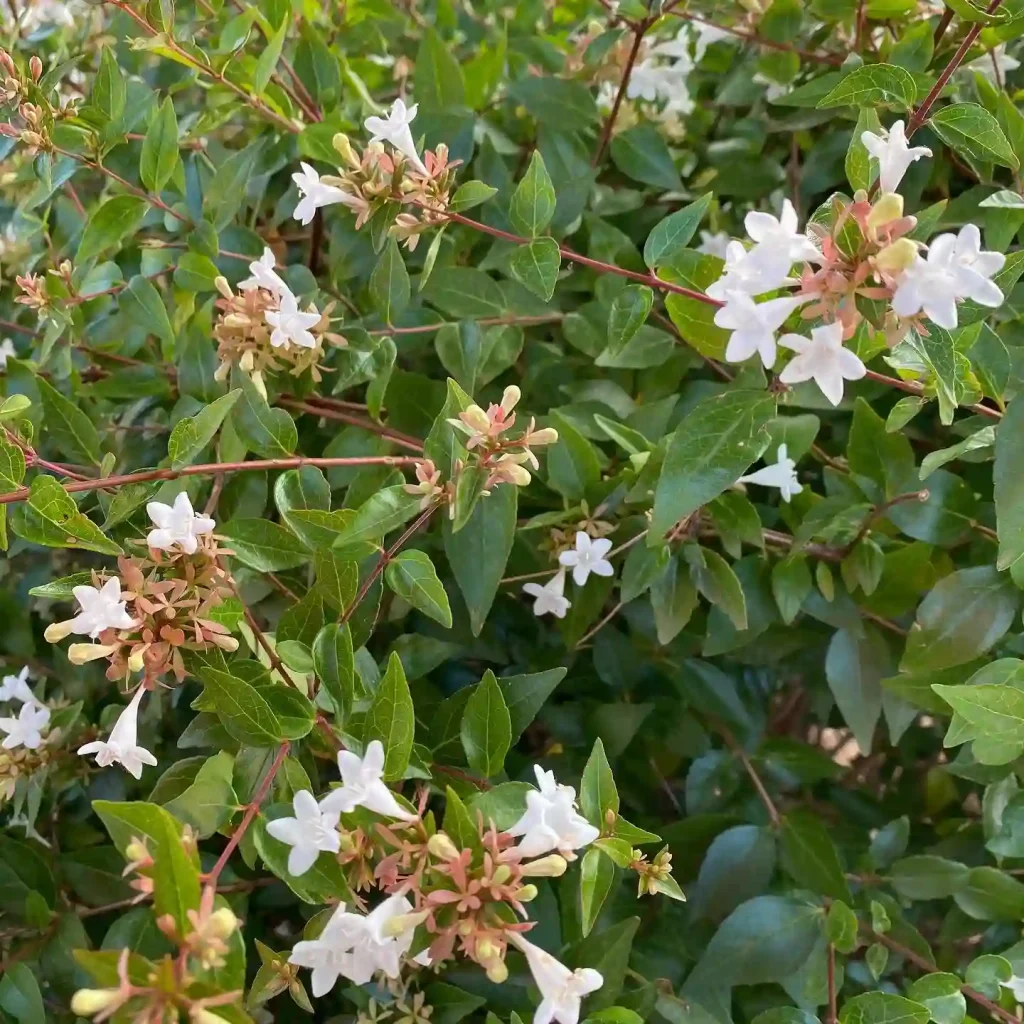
[173,890,241,972]
[632,846,679,898]
[0,743,53,802]
[13,260,72,317]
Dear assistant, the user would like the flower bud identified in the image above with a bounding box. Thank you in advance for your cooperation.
[44,620,73,643]
[127,649,146,673]
[528,427,559,446]
[381,909,429,938]
[125,840,149,863]
[333,132,359,168]
[214,275,233,300]
[0,50,15,75]
[239,348,255,371]
[486,960,509,983]
[427,831,460,861]
[68,642,119,665]
[192,1011,230,1024]
[492,864,512,884]
[70,989,121,1016]
[28,56,41,81]
[476,937,500,962]
[520,854,567,878]
[207,907,239,940]
[500,385,521,414]
[511,884,538,902]
[875,238,918,274]
[867,191,904,232]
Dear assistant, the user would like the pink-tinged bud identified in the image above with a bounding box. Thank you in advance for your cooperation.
[460,405,490,434]
[0,50,15,76]
[875,238,918,274]
[476,937,501,962]
[44,619,74,642]
[125,840,149,864]
[0,122,19,138]
[70,989,122,1017]
[427,831,460,861]
[520,854,568,877]
[500,385,521,415]
[68,642,119,665]
[28,56,41,81]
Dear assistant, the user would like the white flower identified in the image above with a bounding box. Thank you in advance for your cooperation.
[55,578,134,640]
[318,740,415,820]
[1002,977,1024,1002]
[266,790,341,876]
[365,98,429,175]
[714,291,809,368]
[146,491,215,555]
[0,338,15,369]
[697,231,733,260]
[0,702,49,750]
[523,569,571,619]
[891,224,1005,330]
[967,44,1020,83]
[292,162,360,226]
[737,444,803,503]
[778,321,867,406]
[861,120,932,195]
[0,667,41,707]
[238,246,288,297]
[744,199,821,276]
[265,290,321,350]
[558,532,614,587]
[626,59,689,103]
[508,932,604,1024]
[77,685,157,778]
[693,22,736,61]
[506,764,599,859]
[707,240,793,300]
[753,73,790,103]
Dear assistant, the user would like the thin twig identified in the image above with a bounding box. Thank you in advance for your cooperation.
[574,600,626,648]
[593,20,650,165]
[279,398,425,452]
[717,721,781,827]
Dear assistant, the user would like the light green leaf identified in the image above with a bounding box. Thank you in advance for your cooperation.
[167,389,241,469]
[77,196,147,265]
[219,519,310,572]
[370,236,411,323]
[140,95,180,193]
[510,151,556,238]
[931,103,1019,170]
[818,63,917,109]
[363,652,415,780]
[508,237,560,300]
[35,375,102,466]
[386,549,453,628]
[460,669,512,777]
[643,193,712,269]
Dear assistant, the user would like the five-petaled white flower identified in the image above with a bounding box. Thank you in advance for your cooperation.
[238,246,288,297]
[506,764,600,859]
[0,666,41,707]
[738,444,803,503]
[146,491,215,555]
[77,685,157,778]
[1002,976,1024,1003]
[967,44,1021,83]
[861,120,932,195]
[891,224,1005,330]
[265,290,321,350]
[0,702,49,750]
[47,578,135,640]
[697,230,733,260]
[0,338,16,369]
[508,932,604,1024]
[707,240,793,301]
[714,291,809,368]
[318,740,416,820]
[292,162,360,226]
[523,569,571,620]
[364,98,429,175]
[778,321,867,406]
[743,198,821,278]
[267,790,341,876]
[558,532,614,587]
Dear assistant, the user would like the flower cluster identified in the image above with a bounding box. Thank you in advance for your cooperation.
[523,530,615,620]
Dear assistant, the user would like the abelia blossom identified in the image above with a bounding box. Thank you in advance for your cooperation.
[0,337,15,368]
[44,577,134,641]
[318,740,416,820]
[861,120,932,195]
[744,198,821,277]
[558,532,614,586]
[448,385,521,449]
[508,932,604,1024]
[778,321,867,406]
[237,246,288,297]
[707,240,793,300]
[0,701,49,750]
[364,98,429,175]
[265,290,321,350]
[523,569,571,619]
[697,230,732,260]
[292,162,361,225]
[146,491,215,555]
[505,765,599,859]
[77,685,157,778]
[737,444,803,503]
[0,666,40,707]
[714,291,810,368]
[266,790,341,876]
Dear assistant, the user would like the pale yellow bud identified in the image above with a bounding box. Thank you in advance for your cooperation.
[70,989,121,1016]
[461,405,490,433]
[239,349,255,371]
[476,937,500,962]
[502,462,531,487]
[68,643,118,665]
[500,385,521,414]
[217,635,239,653]
[125,840,148,863]
[520,854,568,878]
[44,619,73,643]
[427,831,460,861]
[192,1011,229,1024]
[486,960,509,983]
[252,371,267,401]
[333,132,359,168]
[511,884,538,902]
[867,192,904,231]
[528,427,558,446]
[127,649,145,673]
[381,909,429,938]
[207,907,238,940]
[492,864,512,884]
[875,238,918,273]
[214,275,233,300]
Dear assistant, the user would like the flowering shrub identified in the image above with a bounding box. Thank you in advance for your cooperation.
[6,1,1024,1023]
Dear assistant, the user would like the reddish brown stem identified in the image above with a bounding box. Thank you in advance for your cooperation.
[826,942,837,1024]
[865,369,1002,419]
[368,314,564,336]
[279,398,425,452]
[593,22,649,165]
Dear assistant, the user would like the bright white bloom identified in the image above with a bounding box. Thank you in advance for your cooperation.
[626,60,680,102]
[506,764,600,859]
[77,685,157,778]
[967,44,1020,83]
[62,578,135,639]
[523,569,571,619]
[697,231,733,260]
[292,162,360,226]
[238,246,288,297]
[1002,977,1024,1002]
[558,532,614,587]
[146,491,215,555]
[365,98,429,175]
[693,22,736,60]
[509,932,604,1024]
[319,740,416,820]
[778,321,867,406]
[3,0,80,30]
[891,224,1005,330]
[714,291,809,368]
[265,290,321,350]
[861,120,932,195]
[0,702,49,750]
[737,444,803,503]
[744,199,821,276]
[753,73,789,103]
[267,790,341,876]
[0,667,41,707]
[707,240,793,300]
[0,338,15,369]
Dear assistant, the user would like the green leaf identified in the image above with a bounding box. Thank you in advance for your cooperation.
[77,196,147,265]
[610,123,682,190]
[510,151,556,238]
[931,103,1020,170]
[818,63,917,109]
[889,855,970,899]
[331,485,422,548]
[140,96,180,193]
[254,19,287,96]
[779,808,852,901]
[580,846,617,936]
[435,322,484,395]
[846,107,884,192]
[827,900,859,954]
[423,267,505,319]
[651,391,776,541]
[14,476,123,556]
[120,275,176,350]
[499,668,566,742]
[164,751,237,839]
[416,27,466,111]
[386,549,452,628]
[907,975,966,1024]
[220,519,310,572]
[687,546,747,630]
[995,396,1024,571]
[508,237,561,300]
[232,372,298,458]
[0,963,44,1024]
[370,236,411,323]
[643,193,712,269]
[197,667,283,746]
[459,669,512,777]
[450,180,498,213]
[607,285,653,355]
[691,824,777,923]
[35,375,102,466]
[92,46,126,122]
[826,624,891,753]
[581,737,618,829]
[547,410,601,501]
[312,623,355,722]
[839,994,930,1024]
[167,389,241,469]
[363,652,415,780]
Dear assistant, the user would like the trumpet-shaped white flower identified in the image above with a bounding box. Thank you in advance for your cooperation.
[77,686,157,778]
[707,240,793,300]
[292,162,360,226]
[265,290,321,350]
[778,321,867,406]
[0,667,41,707]
[55,578,135,640]
[693,21,736,60]
[0,338,16,369]
[744,198,821,276]
[523,569,571,619]
[364,98,429,175]
[737,444,803,503]
[238,246,288,297]
[967,44,1020,83]
[146,491,215,555]
[506,765,600,859]
[558,532,614,587]
[891,224,1005,330]
[0,702,49,750]
[697,231,733,260]
[860,120,932,195]
[266,790,341,876]
[1001,976,1024,1002]
[318,740,416,820]
[714,291,809,368]
[509,932,604,1024]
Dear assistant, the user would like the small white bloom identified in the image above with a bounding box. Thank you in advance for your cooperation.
[506,764,600,859]
[697,231,733,260]
[319,740,415,820]
[967,44,1020,83]
[364,98,429,175]
[65,578,135,639]
[508,932,604,1024]
[238,246,288,297]
[292,162,360,226]
[753,72,789,103]
[0,667,41,708]
[1002,976,1024,1002]
[0,702,49,750]
[778,321,867,406]
[891,224,1005,330]
[77,686,157,778]
[146,491,215,555]
[737,444,803,503]
[0,338,15,369]
[744,199,821,277]
[265,290,322,350]
[861,120,932,195]
[714,291,809,368]
[558,532,614,587]
[523,569,572,619]
[707,240,793,301]
[266,790,341,876]
[693,22,736,61]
